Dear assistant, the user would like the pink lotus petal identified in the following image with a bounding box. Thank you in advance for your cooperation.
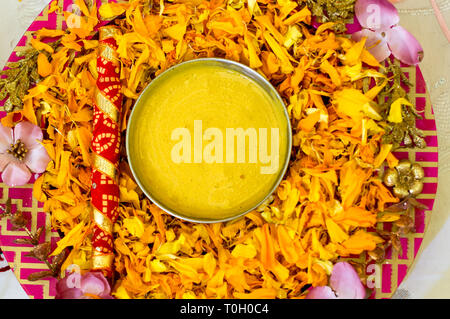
[55,272,84,299]
[1,162,32,187]
[24,143,51,173]
[81,272,111,297]
[305,286,337,299]
[355,0,399,31]
[55,272,83,299]
[0,125,13,153]
[13,121,43,149]
[387,25,424,65]
[330,262,366,299]
[55,287,84,299]
[81,276,105,296]
[352,29,392,62]
[55,270,113,299]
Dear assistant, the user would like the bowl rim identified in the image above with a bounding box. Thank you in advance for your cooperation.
[126,57,292,223]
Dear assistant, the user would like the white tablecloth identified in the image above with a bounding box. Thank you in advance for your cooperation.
[0,250,28,299]
[0,0,449,299]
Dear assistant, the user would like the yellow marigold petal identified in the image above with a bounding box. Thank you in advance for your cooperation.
[299,109,321,132]
[22,99,38,125]
[119,187,140,208]
[277,180,291,201]
[311,228,335,260]
[165,23,187,41]
[334,88,382,122]
[234,288,277,299]
[282,187,300,218]
[374,143,393,168]
[231,243,257,259]
[320,59,341,87]
[333,207,377,228]
[203,252,216,277]
[361,49,381,67]
[37,53,53,77]
[277,225,299,263]
[30,38,54,54]
[56,151,71,187]
[308,176,321,202]
[386,152,399,168]
[50,222,86,256]
[343,38,366,66]
[262,31,294,73]
[283,6,311,25]
[244,31,263,69]
[325,218,349,243]
[388,98,413,123]
[32,175,47,202]
[150,259,168,272]
[247,0,262,16]
[156,234,186,256]
[283,25,302,49]
[123,216,145,238]
[259,224,275,269]
[339,230,384,255]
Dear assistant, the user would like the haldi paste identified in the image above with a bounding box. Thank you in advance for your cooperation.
[127,61,290,221]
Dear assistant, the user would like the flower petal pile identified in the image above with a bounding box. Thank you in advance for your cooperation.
[6,0,424,299]
[101,0,398,298]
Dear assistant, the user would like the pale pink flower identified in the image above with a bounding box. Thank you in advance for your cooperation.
[0,121,51,187]
[56,270,114,299]
[306,262,367,299]
[352,0,423,65]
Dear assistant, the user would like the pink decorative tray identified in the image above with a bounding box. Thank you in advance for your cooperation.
[0,0,438,299]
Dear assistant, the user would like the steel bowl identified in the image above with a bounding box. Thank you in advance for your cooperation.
[126,58,292,223]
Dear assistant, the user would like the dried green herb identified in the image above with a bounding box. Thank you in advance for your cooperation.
[382,106,426,149]
[380,60,426,149]
[0,39,60,112]
[305,0,356,33]
[0,48,40,112]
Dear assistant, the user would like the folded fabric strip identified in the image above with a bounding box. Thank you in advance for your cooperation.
[91,26,123,278]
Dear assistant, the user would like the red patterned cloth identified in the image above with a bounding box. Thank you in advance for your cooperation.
[90,26,123,278]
